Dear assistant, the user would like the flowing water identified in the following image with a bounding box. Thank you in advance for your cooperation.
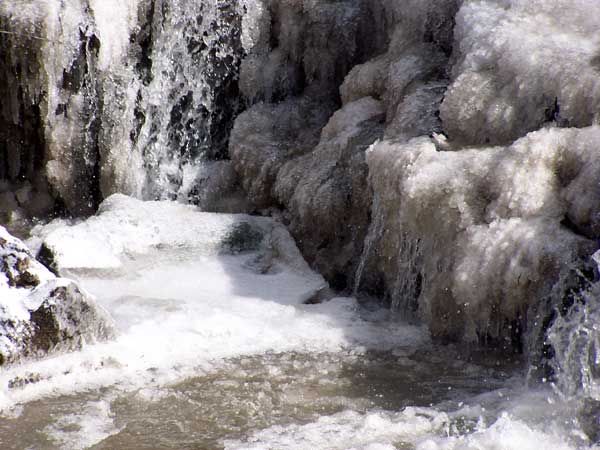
[2,1,600,448]
[0,197,596,450]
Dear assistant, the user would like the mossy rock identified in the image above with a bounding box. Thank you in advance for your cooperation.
[221,222,264,254]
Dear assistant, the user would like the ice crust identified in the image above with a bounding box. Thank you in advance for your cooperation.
[32,193,318,273]
[442,0,600,145]
[366,127,600,343]
[0,0,245,214]
[228,0,600,349]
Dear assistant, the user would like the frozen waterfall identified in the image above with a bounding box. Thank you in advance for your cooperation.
[1,0,600,448]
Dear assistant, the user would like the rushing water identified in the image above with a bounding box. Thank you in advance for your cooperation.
[0,197,597,450]
[2,1,600,448]
[0,349,521,450]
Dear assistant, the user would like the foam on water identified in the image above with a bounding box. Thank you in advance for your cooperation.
[1,196,598,449]
[225,387,594,450]
[0,196,427,415]
[43,400,122,450]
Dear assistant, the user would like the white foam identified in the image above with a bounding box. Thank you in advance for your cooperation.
[225,408,447,450]
[0,196,426,414]
[226,388,593,450]
[44,400,122,450]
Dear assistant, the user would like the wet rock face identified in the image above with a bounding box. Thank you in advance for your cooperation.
[0,232,43,290]
[0,0,246,216]
[3,0,600,355]
[230,0,457,289]
[274,97,385,288]
[229,0,600,352]
[0,226,113,366]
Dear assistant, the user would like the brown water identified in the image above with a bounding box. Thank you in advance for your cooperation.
[0,348,520,450]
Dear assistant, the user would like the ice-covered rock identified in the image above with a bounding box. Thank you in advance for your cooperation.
[32,194,325,284]
[0,0,245,214]
[229,95,336,209]
[365,127,600,346]
[274,97,385,288]
[441,0,600,145]
[0,226,113,366]
[230,0,457,289]
[230,94,385,287]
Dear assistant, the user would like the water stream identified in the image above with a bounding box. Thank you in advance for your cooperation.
[2,1,600,448]
[0,197,595,449]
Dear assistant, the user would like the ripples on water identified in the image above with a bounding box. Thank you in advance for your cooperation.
[0,346,523,450]
[0,198,594,449]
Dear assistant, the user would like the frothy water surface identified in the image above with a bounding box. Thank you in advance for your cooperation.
[0,199,595,449]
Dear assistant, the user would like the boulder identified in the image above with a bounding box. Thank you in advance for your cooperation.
[0,226,113,366]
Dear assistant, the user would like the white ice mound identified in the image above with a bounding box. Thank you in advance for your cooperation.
[0,226,113,366]
[33,194,322,279]
[442,0,600,145]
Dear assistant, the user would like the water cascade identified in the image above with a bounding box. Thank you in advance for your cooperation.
[1,0,600,448]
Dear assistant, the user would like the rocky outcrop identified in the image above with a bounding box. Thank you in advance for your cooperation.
[440,0,600,146]
[273,97,385,288]
[3,0,600,354]
[0,226,113,365]
[366,128,600,346]
[228,0,600,352]
[229,0,456,288]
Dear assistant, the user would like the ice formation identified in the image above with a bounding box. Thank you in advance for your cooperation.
[441,0,600,145]
[0,0,244,215]
[226,0,600,354]
[3,1,600,446]
[0,195,428,415]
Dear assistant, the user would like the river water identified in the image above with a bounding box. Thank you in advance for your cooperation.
[0,196,595,450]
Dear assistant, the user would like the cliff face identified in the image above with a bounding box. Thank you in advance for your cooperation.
[2,0,600,351]
[0,0,244,216]
[229,0,600,350]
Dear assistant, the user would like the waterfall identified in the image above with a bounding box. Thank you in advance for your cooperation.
[547,252,600,400]
[0,0,245,215]
[3,0,600,447]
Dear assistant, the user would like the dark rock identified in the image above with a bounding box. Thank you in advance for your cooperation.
[0,226,114,366]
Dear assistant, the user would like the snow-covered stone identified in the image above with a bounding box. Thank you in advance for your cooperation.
[0,226,113,366]
[32,194,325,284]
